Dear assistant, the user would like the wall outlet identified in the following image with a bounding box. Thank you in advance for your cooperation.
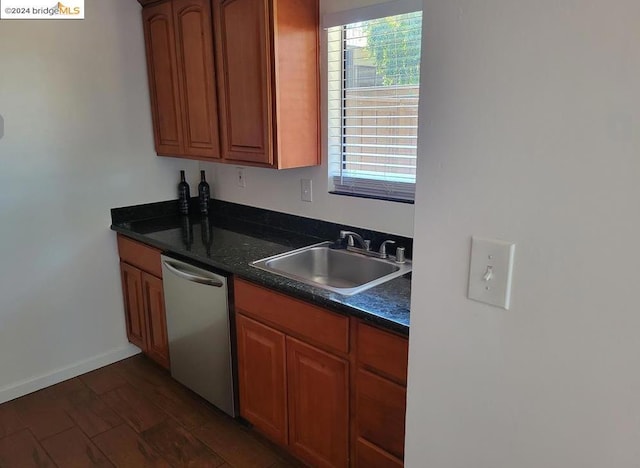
[236,167,246,188]
[301,179,312,202]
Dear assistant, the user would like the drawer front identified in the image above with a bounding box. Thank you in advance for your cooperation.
[234,279,349,355]
[356,438,403,468]
[357,322,408,384]
[117,234,163,278]
[356,369,406,460]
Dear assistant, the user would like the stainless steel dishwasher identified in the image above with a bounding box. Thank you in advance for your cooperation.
[161,254,236,417]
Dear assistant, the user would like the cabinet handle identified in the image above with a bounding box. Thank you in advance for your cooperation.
[162,261,224,287]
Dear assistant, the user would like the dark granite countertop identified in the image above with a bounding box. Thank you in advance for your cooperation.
[111,201,410,335]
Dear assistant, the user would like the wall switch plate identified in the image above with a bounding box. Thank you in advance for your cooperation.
[301,179,312,202]
[468,237,516,309]
[236,167,246,188]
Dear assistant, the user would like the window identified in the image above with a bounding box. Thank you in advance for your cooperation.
[327,3,422,203]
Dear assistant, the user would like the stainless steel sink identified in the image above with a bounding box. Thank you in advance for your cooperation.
[250,242,412,295]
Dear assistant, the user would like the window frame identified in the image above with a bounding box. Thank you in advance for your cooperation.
[324,0,422,204]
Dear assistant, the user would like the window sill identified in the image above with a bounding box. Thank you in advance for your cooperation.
[328,191,415,204]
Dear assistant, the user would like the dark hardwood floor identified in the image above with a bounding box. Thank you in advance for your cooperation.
[0,354,304,467]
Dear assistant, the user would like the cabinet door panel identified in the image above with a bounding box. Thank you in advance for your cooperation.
[173,0,220,158]
[214,0,273,165]
[287,337,349,468]
[236,314,287,445]
[141,273,170,370]
[142,2,183,155]
[120,262,147,350]
[356,438,403,468]
[356,368,406,460]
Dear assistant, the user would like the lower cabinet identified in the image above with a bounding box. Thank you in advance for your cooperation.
[234,279,409,467]
[234,279,350,467]
[355,369,406,464]
[117,235,170,370]
[354,322,408,467]
[141,272,170,368]
[120,262,147,350]
[287,337,349,467]
[236,314,288,445]
[355,438,404,468]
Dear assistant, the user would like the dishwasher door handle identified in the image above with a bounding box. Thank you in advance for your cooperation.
[162,261,224,287]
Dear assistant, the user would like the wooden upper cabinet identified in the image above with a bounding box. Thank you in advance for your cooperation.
[173,0,220,158]
[214,0,271,165]
[213,0,320,169]
[142,0,220,160]
[142,2,183,156]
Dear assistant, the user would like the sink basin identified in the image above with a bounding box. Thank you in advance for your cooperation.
[250,242,412,295]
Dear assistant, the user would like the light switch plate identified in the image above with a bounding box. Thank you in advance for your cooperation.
[301,179,312,202]
[468,237,516,309]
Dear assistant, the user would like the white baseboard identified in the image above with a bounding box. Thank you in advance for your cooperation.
[0,344,141,404]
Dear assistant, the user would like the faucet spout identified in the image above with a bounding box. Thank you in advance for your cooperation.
[339,230,369,250]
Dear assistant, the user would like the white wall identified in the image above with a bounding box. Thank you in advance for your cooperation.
[201,0,415,237]
[406,1,640,467]
[0,0,200,402]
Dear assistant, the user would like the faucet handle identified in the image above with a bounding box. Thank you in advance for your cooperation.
[363,239,371,251]
[379,240,396,258]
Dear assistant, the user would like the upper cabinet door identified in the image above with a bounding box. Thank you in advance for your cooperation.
[173,0,221,159]
[142,2,183,156]
[214,0,274,166]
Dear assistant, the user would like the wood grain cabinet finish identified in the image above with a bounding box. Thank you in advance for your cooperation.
[234,278,349,355]
[355,369,406,461]
[287,337,349,468]
[141,272,170,369]
[142,1,183,156]
[234,279,349,466]
[234,280,410,467]
[142,0,220,160]
[236,314,288,445]
[117,235,170,370]
[213,0,320,168]
[357,322,409,385]
[355,438,403,468]
[354,322,408,466]
[120,262,147,351]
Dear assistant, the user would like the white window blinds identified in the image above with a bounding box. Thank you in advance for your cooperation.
[327,8,422,203]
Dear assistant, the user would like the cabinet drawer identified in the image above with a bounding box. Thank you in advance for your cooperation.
[356,369,406,460]
[117,234,163,278]
[234,279,349,354]
[357,322,408,384]
[356,438,403,468]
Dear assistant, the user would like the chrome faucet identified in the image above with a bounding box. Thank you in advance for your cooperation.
[378,240,396,259]
[339,230,370,251]
[339,231,405,262]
